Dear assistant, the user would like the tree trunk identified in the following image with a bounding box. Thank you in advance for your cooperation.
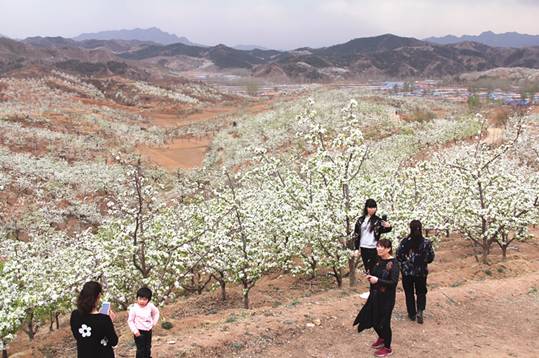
[481,244,490,264]
[193,271,201,295]
[305,255,317,280]
[348,257,357,287]
[55,313,60,330]
[23,312,37,341]
[27,322,34,340]
[501,245,508,260]
[212,272,227,301]
[2,347,8,358]
[219,280,227,301]
[242,286,250,309]
[333,267,343,288]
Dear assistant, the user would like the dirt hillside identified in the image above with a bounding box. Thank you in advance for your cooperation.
[9,230,539,358]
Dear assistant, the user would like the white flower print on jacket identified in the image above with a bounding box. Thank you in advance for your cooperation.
[78,324,92,337]
[100,338,108,346]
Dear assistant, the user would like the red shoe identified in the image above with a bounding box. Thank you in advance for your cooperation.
[371,337,385,349]
[374,347,393,357]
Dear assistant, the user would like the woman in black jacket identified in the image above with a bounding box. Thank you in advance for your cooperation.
[396,220,435,324]
[353,238,399,357]
[353,199,392,274]
[70,281,118,358]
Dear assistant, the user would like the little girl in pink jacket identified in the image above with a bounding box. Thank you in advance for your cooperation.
[127,287,160,358]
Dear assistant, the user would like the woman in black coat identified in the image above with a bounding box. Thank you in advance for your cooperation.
[70,281,118,358]
[353,199,392,274]
[397,220,435,323]
[353,238,399,358]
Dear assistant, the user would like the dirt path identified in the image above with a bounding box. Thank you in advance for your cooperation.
[232,272,539,358]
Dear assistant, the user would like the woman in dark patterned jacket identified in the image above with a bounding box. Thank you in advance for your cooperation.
[353,239,399,357]
[70,281,118,358]
[396,220,435,324]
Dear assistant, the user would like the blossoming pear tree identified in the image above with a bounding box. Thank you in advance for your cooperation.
[254,99,370,287]
[427,119,538,263]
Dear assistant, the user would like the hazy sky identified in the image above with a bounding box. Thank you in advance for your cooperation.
[1,0,538,49]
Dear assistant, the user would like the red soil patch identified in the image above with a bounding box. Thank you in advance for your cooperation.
[147,99,273,129]
[138,137,211,170]
[138,100,274,169]
[147,106,236,128]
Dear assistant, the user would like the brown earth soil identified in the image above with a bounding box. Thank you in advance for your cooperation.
[147,107,236,129]
[137,137,212,170]
[145,101,274,129]
[485,127,504,145]
[137,101,274,170]
[9,229,539,358]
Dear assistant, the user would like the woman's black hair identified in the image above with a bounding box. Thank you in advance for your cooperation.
[362,198,378,216]
[77,281,102,314]
[377,238,393,255]
[408,219,424,251]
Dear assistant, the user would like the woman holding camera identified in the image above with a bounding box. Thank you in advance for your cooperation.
[70,281,118,358]
[396,220,435,324]
[353,199,392,274]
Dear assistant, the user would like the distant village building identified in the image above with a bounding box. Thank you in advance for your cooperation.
[382,81,404,90]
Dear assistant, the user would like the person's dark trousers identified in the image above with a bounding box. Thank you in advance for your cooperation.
[402,275,428,318]
[360,247,378,274]
[373,312,393,348]
[134,329,152,358]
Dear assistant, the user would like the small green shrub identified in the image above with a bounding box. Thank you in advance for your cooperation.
[161,321,173,330]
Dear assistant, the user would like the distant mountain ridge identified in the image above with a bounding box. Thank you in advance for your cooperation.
[3,32,539,81]
[424,31,539,48]
[116,33,539,80]
[314,34,424,57]
[23,36,155,53]
[119,42,281,68]
[0,36,140,76]
[73,27,203,46]
[23,36,78,48]
[233,44,270,51]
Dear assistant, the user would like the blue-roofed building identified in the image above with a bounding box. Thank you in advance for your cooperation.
[382,81,404,90]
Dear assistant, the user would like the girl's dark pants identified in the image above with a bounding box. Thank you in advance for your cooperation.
[134,330,152,358]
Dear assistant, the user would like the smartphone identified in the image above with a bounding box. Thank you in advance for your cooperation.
[99,302,111,315]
